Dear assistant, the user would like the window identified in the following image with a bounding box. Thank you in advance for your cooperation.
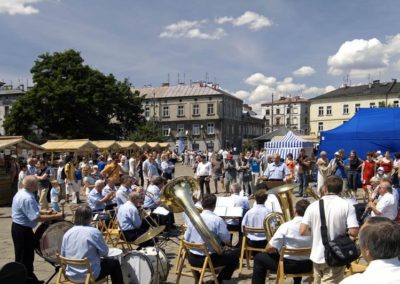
[207,123,215,135]
[207,103,214,115]
[162,125,170,136]
[145,106,150,118]
[192,124,200,136]
[4,106,9,117]
[394,101,399,108]
[318,106,324,116]
[304,117,308,124]
[276,118,281,125]
[343,104,349,115]
[177,124,184,134]
[177,105,184,117]
[265,109,270,115]
[370,102,376,108]
[192,104,199,116]
[265,119,270,126]
[162,106,169,117]
[286,117,290,126]
[276,108,280,115]
[355,104,361,112]
[318,122,323,132]
[326,106,332,115]
[286,107,291,114]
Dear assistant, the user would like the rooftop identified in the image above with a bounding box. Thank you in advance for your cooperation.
[261,96,308,106]
[0,89,25,96]
[134,82,241,101]
[310,80,399,101]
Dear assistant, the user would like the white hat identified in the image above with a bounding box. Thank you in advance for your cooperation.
[376,150,382,154]
[107,157,112,161]
[334,152,340,156]
[11,154,17,158]
[378,167,384,172]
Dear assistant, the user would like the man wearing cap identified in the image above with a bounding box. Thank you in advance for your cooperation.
[259,154,291,182]
[196,154,212,198]
[328,151,347,191]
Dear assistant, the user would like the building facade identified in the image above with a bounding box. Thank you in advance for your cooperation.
[135,82,244,152]
[242,104,264,141]
[261,96,310,134]
[309,80,399,136]
[0,83,25,135]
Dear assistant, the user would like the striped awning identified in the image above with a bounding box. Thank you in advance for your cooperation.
[265,147,302,160]
[264,131,314,160]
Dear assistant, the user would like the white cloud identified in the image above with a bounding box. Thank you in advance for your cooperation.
[215,11,272,30]
[0,0,42,15]
[293,66,316,77]
[244,73,276,86]
[159,20,226,40]
[327,35,400,78]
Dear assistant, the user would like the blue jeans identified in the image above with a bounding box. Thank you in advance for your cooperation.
[297,173,308,196]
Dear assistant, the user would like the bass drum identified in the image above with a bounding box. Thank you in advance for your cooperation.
[34,221,73,264]
[121,247,169,284]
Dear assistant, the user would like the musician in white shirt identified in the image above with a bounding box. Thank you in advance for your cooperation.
[242,190,271,249]
[195,155,212,198]
[369,179,398,220]
[252,183,283,213]
[252,199,313,284]
[340,217,400,284]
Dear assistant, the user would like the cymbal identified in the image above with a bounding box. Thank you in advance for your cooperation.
[134,225,166,245]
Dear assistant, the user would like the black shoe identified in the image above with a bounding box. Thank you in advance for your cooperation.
[296,194,303,197]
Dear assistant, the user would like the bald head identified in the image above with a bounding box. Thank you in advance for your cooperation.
[23,176,38,192]
[274,154,281,164]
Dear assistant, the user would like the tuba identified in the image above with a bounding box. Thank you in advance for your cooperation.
[161,176,223,255]
[266,183,298,221]
[263,212,285,240]
[306,186,321,200]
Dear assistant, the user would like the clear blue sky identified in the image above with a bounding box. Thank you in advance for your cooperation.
[1,0,400,112]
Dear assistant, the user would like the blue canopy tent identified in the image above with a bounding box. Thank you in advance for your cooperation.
[319,108,400,159]
[265,131,314,160]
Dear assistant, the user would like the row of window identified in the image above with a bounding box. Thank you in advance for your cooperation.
[265,107,300,116]
[318,101,400,116]
[145,104,215,118]
[265,117,307,126]
[161,123,215,136]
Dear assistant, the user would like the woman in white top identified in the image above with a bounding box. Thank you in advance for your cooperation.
[317,151,329,195]
[18,163,27,190]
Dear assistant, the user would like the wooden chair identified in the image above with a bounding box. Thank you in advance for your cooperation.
[174,225,193,277]
[176,240,225,284]
[276,246,313,284]
[345,262,368,276]
[56,254,108,284]
[239,226,267,274]
[106,220,135,250]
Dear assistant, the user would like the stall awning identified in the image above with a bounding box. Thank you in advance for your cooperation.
[42,139,98,152]
[91,140,121,152]
[134,141,147,148]
[146,142,159,148]
[0,136,44,151]
[117,141,136,150]
[158,142,170,148]
[265,131,314,160]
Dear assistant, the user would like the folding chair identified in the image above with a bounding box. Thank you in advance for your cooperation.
[174,225,193,277]
[239,226,267,274]
[276,246,313,284]
[176,240,225,284]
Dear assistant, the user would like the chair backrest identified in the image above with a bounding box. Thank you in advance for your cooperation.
[264,212,285,240]
[182,240,211,257]
[278,246,311,261]
[58,254,94,283]
[242,225,266,236]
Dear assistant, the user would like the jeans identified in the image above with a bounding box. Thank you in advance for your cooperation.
[252,252,313,284]
[347,171,358,191]
[96,258,124,284]
[198,176,211,198]
[297,173,308,196]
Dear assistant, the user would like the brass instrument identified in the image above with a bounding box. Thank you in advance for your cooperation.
[266,183,298,221]
[306,187,320,200]
[138,207,160,228]
[161,176,223,255]
[263,212,285,240]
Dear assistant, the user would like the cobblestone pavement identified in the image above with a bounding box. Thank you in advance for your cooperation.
[0,164,308,283]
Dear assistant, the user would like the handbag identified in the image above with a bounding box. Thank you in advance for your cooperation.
[319,199,360,267]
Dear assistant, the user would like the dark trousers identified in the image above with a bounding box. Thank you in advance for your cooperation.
[347,171,358,191]
[297,173,308,196]
[11,222,40,284]
[227,223,243,247]
[96,258,123,284]
[188,249,240,282]
[247,239,268,257]
[198,176,211,197]
[252,252,313,284]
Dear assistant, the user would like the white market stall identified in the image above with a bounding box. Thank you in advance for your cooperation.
[264,131,314,159]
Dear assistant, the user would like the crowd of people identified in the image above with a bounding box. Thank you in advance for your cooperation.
[8,146,400,284]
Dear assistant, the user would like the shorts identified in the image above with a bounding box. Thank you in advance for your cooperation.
[66,181,79,194]
[213,174,223,181]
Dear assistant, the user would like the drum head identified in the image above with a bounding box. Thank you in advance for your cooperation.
[38,221,73,263]
[140,247,170,281]
[121,252,153,284]
[108,248,123,257]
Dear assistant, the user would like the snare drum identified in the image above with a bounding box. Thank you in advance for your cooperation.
[121,247,169,284]
[34,221,73,263]
[107,247,123,263]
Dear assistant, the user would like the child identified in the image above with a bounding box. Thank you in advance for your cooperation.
[50,180,61,212]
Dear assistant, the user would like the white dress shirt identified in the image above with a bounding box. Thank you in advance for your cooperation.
[263,162,290,180]
[196,162,212,177]
[252,193,283,213]
[242,204,272,240]
[269,216,312,261]
[301,195,359,264]
[340,257,400,284]
[371,192,397,220]
[185,209,230,255]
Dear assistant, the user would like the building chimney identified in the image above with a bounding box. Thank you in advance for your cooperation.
[161,82,170,87]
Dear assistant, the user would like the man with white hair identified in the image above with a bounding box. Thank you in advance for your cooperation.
[87,180,114,212]
[369,178,397,220]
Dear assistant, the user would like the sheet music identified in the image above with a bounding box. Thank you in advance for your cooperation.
[216,196,235,207]
[153,206,170,216]
[214,206,227,217]
[214,206,243,217]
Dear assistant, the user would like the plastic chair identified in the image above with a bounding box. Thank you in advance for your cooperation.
[176,240,225,284]
[276,246,313,284]
[56,254,108,284]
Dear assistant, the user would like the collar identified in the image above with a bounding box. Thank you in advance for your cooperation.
[322,194,340,199]
[255,204,266,208]
[272,162,282,167]
[22,188,34,197]
[367,257,400,270]
[202,209,215,215]
[119,185,129,192]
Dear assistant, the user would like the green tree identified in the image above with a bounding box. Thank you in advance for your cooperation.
[4,49,143,141]
[129,119,167,142]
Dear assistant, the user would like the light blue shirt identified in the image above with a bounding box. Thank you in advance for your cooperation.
[161,160,173,174]
[61,226,108,282]
[12,188,40,228]
[185,210,230,255]
[26,165,36,176]
[143,184,161,209]
[263,162,290,180]
[242,204,272,240]
[117,201,142,231]
[147,163,160,178]
[102,185,117,205]
[116,185,131,207]
[88,189,105,211]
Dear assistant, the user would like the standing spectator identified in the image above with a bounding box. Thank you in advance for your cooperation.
[224,153,238,196]
[35,160,51,210]
[50,180,61,212]
[211,153,224,194]
[250,151,261,192]
[300,175,359,284]
[119,155,129,174]
[18,163,27,190]
[9,155,20,196]
[128,155,136,178]
[361,152,376,192]
[296,148,311,197]
[316,151,329,194]
[328,152,347,191]
[56,159,66,199]
[26,158,37,176]
[65,156,78,204]
[238,153,252,196]
[97,156,106,172]
[346,150,363,195]
[101,158,123,185]
[285,153,295,181]
[74,162,82,203]
[196,155,212,198]
[380,151,393,175]
[160,153,174,180]
[142,153,160,190]
[137,154,146,187]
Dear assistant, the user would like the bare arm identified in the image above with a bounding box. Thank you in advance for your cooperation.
[299,223,311,236]
[348,227,359,237]
[265,243,277,254]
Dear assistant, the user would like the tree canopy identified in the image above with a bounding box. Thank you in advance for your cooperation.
[4,49,144,141]
[129,119,167,142]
